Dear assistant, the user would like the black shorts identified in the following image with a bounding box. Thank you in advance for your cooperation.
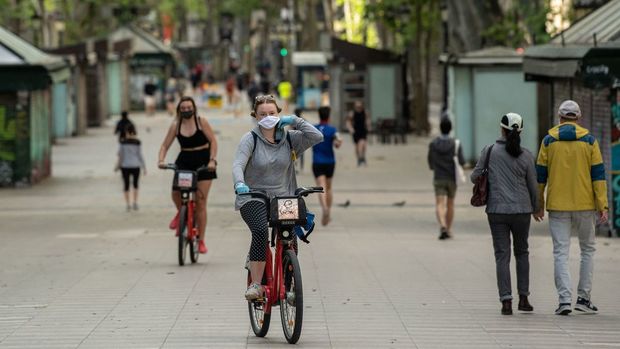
[175,149,217,181]
[353,132,367,143]
[312,163,335,178]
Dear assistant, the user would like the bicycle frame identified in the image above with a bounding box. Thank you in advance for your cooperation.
[261,228,293,315]
[162,163,208,265]
[179,190,197,240]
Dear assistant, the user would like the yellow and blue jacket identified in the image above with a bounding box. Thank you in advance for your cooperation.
[536,122,608,212]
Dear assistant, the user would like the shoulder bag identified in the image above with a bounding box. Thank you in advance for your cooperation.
[470,144,494,207]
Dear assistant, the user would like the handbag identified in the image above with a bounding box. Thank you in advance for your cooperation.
[470,144,494,207]
[454,139,466,184]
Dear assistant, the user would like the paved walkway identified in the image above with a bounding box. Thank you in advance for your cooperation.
[0,100,619,348]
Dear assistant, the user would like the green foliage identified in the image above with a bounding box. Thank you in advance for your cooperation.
[0,0,35,32]
[482,1,551,48]
[366,0,440,52]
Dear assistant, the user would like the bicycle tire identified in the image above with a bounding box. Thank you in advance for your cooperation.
[189,212,199,264]
[177,205,188,266]
[280,249,303,344]
[247,271,271,337]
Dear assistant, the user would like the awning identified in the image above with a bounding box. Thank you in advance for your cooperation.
[523,44,620,88]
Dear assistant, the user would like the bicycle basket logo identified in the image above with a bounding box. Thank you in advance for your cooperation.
[277,198,299,220]
[177,172,193,188]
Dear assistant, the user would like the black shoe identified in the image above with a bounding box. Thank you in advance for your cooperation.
[555,303,572,315]
[574,297,598,314]
[438,227,449,240]
[518,296,533,312]
[501,300,513,315]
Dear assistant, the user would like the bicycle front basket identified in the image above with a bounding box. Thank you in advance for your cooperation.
[270,196,307,226]
[173,170,197,191]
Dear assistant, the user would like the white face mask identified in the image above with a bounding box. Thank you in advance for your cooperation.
[258,115,280,129]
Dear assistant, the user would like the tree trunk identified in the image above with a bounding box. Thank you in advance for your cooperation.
[175,3,187,43]
[446,0,503,53]
[322,0,334,35]
[300,0,319,50]
[411,0,430,135]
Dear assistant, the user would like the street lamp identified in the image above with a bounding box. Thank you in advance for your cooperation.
[440,0,449,116]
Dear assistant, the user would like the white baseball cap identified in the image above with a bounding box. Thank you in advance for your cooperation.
[500,112,523,131]
[558,100,581,119]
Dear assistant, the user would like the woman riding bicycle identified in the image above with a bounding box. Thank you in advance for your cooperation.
[158,96,218,254]
[232,95,323,300]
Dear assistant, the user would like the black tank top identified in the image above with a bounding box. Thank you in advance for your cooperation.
[176,116,209,148]
[353,110,367,133]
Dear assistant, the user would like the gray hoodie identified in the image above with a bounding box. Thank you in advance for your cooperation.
[232,116,323,210]
[470,138,539,214]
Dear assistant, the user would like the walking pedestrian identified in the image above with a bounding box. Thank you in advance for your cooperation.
[471,113,538,315]
[277,79,293,113]
[115,124,146,211]
[114,110,134,142]
[427,118,465,239]
[312,106,342,226]
[346,101,371,166]
[143,78,157,116]
[165,77,179,116]
[534,100,608,315]
[158,96,218,255]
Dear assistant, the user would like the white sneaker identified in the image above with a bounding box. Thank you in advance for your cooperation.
[245,283,262,300]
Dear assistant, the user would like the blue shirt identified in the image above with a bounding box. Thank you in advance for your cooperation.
[312,123,337,164]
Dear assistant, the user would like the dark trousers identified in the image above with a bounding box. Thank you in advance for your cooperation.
[121,168,140,191]
[487,213,531,301]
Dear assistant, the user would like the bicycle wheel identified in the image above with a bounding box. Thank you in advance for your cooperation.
[247,271,270,337]
[280,249,303,344]
[177,205,188,266]
[189,213,199,264]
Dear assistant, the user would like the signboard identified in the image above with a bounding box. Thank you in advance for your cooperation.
[582,48,620,89]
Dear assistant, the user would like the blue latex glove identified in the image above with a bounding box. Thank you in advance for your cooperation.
[235,182,250,194]
[279,115,295,127]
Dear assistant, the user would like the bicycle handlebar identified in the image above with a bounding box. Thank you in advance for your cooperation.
[238,186,324,201]
[159,163,210,172]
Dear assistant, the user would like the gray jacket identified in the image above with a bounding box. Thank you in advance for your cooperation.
[470,138,538,214]
[232,116,323,210]
[118,139,145,169]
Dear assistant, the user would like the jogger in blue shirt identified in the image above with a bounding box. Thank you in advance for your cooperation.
[312,106,342,226]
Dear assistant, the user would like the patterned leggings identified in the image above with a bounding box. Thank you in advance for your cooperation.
[240,200,269,261]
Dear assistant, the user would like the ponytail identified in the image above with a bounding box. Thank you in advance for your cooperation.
[505,126,522,157]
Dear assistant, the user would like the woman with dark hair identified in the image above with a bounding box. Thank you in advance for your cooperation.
[115,123,145,211]
[158,96,218,255]
[471,112,539,315]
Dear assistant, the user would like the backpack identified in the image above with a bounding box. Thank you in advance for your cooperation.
[251,131,297,161]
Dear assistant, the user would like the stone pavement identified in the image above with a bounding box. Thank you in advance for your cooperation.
[0,99,619,349]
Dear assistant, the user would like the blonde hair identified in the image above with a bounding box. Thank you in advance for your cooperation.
[251,94,282,117]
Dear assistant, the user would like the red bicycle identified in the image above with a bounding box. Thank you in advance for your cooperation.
[239,186,323,344]
[161,164,207,266]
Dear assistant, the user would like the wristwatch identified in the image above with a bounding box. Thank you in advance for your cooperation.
[210,158,217,165]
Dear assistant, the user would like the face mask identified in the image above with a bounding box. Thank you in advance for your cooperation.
[258,115,280,129]
[180,110,193,119]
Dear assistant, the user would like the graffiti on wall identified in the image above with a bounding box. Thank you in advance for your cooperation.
[611,89,620,232]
